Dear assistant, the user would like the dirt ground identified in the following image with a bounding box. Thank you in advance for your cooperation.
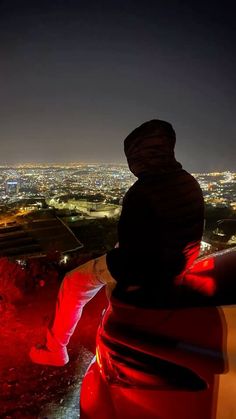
[0,282,108,419]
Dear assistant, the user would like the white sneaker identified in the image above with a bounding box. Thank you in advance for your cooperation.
[29,344,69,366]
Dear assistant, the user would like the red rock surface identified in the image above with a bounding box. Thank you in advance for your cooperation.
[0,282,108,418]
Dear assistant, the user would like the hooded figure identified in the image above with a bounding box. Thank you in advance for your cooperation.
[29,119,205,368]
[106,119,204,306]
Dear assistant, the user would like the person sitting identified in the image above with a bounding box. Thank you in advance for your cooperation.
[30,119,204,366]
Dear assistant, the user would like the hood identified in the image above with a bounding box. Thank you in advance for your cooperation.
[124,119,182,177]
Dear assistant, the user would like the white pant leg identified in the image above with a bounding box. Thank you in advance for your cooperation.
[46,254,116,350]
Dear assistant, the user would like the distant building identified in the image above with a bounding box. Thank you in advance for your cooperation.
[48,198,121,219]
[5,179,20,195]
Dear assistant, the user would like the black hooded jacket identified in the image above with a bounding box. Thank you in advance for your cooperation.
[106,120,204,306]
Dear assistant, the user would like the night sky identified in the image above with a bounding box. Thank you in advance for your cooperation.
[1,0,235,171]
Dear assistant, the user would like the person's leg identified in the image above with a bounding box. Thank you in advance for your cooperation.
[30,255,116,366]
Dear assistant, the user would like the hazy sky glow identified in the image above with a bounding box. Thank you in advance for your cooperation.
[1,0,235,171]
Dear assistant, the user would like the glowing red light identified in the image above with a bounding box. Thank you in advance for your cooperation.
[184,257,216,295]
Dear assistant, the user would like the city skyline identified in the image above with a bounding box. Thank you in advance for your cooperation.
[1,0,236,171]
[0,161,236,174]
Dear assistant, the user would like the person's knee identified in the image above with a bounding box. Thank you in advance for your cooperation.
[62,271,95,294]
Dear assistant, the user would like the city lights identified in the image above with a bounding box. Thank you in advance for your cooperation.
[0,165,236,237]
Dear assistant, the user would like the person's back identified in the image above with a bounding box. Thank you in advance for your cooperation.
[106,119,204,307]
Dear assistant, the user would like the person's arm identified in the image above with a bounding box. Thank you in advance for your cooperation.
[106,183,152,285]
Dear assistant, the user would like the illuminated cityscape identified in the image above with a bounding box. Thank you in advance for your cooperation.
[194,171,236,210]
[0,164,135,208]
[0,164,236,209]
[0,164,235,253]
